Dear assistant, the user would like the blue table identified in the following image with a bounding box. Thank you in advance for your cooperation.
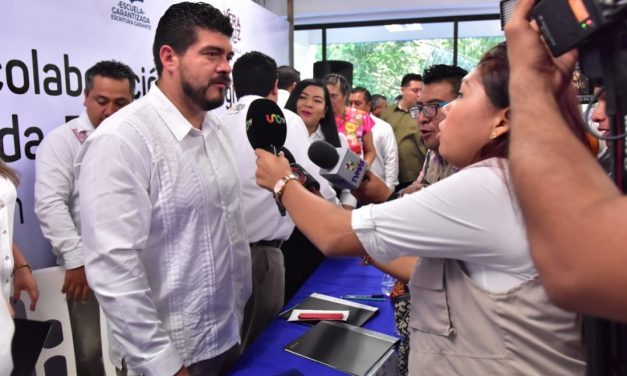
[228,257,397,375]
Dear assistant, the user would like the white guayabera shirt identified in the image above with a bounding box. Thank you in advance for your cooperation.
[76,85,251,376]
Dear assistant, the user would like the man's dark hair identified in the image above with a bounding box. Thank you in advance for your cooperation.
[277,65,300,90]
[401,73,423,87]
[85,60,136,95]
[232,51,277,98]
[153,2,233,76]
[371,94,387,108]
[423,64,467,93]
[351,86,372,104]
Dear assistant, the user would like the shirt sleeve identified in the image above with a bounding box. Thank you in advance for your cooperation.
[76,131,183,376]
[34,129,84,269]
[361,112,375,134]
[381,125,399,189]
[351,163,530,273]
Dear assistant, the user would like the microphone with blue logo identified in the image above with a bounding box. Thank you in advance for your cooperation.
[307,140,368,190]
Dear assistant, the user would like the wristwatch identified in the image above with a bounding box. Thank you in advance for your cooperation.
[273,173,299,204]
[273,173,299,216]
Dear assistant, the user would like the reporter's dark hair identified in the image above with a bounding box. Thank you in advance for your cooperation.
[85,60,136,95]
[232,51,277,98]
[153,2,233,76]
[285,79,341,147]
[477,42,589,160]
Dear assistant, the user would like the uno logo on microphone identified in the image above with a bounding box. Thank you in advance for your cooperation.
[265,113,286,124]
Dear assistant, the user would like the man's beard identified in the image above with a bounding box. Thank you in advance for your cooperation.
[181,75,230,111]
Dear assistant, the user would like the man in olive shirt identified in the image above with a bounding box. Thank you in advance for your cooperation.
[381,73,425,191]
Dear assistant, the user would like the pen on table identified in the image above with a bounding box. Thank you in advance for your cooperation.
[341,294,387,301]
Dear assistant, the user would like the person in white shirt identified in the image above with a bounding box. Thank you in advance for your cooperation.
[276,65,300,108]
[0,160,39,375]
[348,87,399,190]
[254,43,587,374]
[34,60,135,376]
[221,51,336,351]
[76,4,250,375]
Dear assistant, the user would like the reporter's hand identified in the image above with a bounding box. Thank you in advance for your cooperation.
[352,170,393,204]
[402,182,424,195]
[62,266,90,303]
[255,149,292,191]
[12,267,39,311]
[504,0,578,96]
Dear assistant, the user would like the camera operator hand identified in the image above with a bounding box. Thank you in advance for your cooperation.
[505,0,627,322]
[504,0,579,97]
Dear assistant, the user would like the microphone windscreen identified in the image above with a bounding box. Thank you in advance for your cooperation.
[246,98,287,151]
[308,140,340,170]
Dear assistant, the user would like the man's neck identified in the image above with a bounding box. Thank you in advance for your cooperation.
[157,81,204,129]
[398,99,412,111]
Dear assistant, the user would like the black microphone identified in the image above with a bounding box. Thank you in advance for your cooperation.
[246,98,287,155]
[307,140,368,190]
[280,147,321,193]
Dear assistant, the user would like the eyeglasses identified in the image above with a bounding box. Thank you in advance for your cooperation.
[409,101,450,119]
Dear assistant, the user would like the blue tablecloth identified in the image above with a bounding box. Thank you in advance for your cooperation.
[228,257,397,375]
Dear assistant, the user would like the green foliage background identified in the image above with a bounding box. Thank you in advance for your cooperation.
[316,36,504,101]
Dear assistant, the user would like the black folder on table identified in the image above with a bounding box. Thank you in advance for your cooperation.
[285,321,399,376]
[279,293,379,327]
[11,318,53,376]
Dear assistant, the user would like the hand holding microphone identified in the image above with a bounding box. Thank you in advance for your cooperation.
[254,148,292,192]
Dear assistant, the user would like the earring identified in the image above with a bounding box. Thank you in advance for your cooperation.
[490,132,497,139]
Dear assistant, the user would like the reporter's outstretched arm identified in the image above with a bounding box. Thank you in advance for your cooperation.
[506,0,627,322]
[255,149,366,257]
[366,256,418,284]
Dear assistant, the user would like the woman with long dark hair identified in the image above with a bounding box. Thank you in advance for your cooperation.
[255,43,587,374]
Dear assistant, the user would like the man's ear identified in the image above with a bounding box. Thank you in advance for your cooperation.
[159,45,178,74]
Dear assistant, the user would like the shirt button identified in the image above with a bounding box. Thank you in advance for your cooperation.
[4,256,9,260]
[2,230,6,234]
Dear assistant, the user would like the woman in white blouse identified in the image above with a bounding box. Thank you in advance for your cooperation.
[0,160,40,374]
[255,43,588,374]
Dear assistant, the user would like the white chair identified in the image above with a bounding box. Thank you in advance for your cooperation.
[21,266,77,376]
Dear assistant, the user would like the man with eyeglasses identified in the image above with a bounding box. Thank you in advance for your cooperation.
[403,65,467,194]
[380,73,424,191]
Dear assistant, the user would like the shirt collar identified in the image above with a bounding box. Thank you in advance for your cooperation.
[148,84,217,142]
[76,111,96,132]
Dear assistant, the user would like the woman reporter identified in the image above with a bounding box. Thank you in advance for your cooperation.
[256,43,587,374]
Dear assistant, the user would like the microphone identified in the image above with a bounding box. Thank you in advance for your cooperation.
[246,98,287,155]
[280,147,321,193]
[307,140,368,190]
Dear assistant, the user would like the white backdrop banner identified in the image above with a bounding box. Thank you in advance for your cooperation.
[0,0,289,268]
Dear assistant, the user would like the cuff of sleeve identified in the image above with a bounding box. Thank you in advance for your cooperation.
[63,249,85,270]
[351,205,396,264]
[129,343,183,376]
[340,190,358,208]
